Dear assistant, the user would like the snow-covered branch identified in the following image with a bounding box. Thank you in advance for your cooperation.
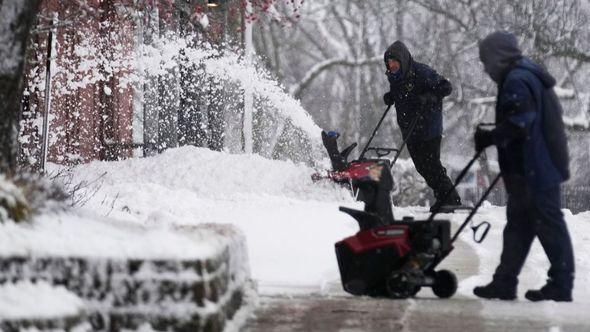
[289,56,381,99]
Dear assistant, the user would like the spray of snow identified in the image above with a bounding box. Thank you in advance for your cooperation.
[25,29,323,160]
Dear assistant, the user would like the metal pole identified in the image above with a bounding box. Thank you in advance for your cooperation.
[40,22,55,173]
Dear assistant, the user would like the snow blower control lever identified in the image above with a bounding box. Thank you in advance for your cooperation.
[427,123,499,244]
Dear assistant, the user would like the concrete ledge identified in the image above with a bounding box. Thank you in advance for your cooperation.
[0,223,253,331]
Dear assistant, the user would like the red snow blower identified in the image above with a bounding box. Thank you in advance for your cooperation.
[330,123,500,299]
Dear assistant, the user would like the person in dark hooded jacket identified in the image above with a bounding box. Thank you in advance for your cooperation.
[473,31,575,302]
[383,41,461,212]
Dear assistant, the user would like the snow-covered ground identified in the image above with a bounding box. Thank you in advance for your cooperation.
[12,147,590,327]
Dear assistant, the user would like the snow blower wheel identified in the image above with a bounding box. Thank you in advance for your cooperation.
[432,270,458,298]
[385,272,419,299]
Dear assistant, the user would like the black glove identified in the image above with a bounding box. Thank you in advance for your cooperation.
[383,92,395,106]
[474,127,495,152]
[418,93,439,106]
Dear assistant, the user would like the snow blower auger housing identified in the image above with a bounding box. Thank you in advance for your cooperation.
[335,212,456,299]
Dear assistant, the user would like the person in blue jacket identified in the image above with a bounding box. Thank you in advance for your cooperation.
[473,31,575,302]
[383,41,461,212]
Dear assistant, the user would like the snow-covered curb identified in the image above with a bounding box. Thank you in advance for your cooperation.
[0,218,255,332]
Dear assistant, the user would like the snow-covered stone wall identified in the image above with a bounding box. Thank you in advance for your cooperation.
[0,222,253,332]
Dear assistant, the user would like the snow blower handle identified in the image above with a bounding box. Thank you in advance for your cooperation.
[426,149,483,222]
[451,173,501,244]
[359,105,393,160]
[389,103,433,167]
[427,123,498,223]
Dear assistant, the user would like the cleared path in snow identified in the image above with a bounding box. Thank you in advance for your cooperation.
[245,234,590,331]
[245,237,489,332]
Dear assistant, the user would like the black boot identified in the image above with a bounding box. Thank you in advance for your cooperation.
[525,280,572,302]
[430,188,462,213]
[473,277,517,300]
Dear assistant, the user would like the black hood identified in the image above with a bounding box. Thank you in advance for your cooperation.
[384,41,413,80]
[513,57,556,88]
[478,31,523,83]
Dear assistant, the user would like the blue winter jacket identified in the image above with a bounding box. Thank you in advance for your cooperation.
[493,57,570,190]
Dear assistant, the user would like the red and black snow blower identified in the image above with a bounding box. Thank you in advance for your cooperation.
[315,109,500,299]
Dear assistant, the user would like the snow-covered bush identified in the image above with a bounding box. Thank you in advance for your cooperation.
[0,173,68,223]
[0,175,30,223]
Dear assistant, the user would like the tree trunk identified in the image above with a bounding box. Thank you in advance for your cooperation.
[0,0,41,174]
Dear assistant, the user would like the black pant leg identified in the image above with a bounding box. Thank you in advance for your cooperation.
[533,185,575,290]
[494,177,537,284]
[407,137,460,204]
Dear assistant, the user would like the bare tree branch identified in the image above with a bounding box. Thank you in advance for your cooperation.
[289,56,381,99]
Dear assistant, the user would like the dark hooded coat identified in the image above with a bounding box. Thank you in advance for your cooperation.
[479,32,570,190]
[384,41,452,143]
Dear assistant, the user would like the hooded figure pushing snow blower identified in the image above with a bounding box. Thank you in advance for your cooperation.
[315,42,487,300]
[318,41,462,213]
[383,41,461,213]
[473,31,575,302]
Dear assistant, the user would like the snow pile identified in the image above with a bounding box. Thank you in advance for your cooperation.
[0,281,83,320]
[55,147,356,292]
[63,146,351,215]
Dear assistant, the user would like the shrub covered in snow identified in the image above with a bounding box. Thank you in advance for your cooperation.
[0,173,68,223]
[0,175,30,223]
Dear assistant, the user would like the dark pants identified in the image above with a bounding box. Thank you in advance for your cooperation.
[406,136,460,204]
[494,176,575,290]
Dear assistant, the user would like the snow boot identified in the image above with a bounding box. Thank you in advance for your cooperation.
[525,280,572,302]
[473,277,517,300]
[430,189,462,213]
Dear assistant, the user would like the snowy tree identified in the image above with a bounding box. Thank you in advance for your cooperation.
[0,0,69,223]
[253,0,590,205]
[0,0,41,175]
